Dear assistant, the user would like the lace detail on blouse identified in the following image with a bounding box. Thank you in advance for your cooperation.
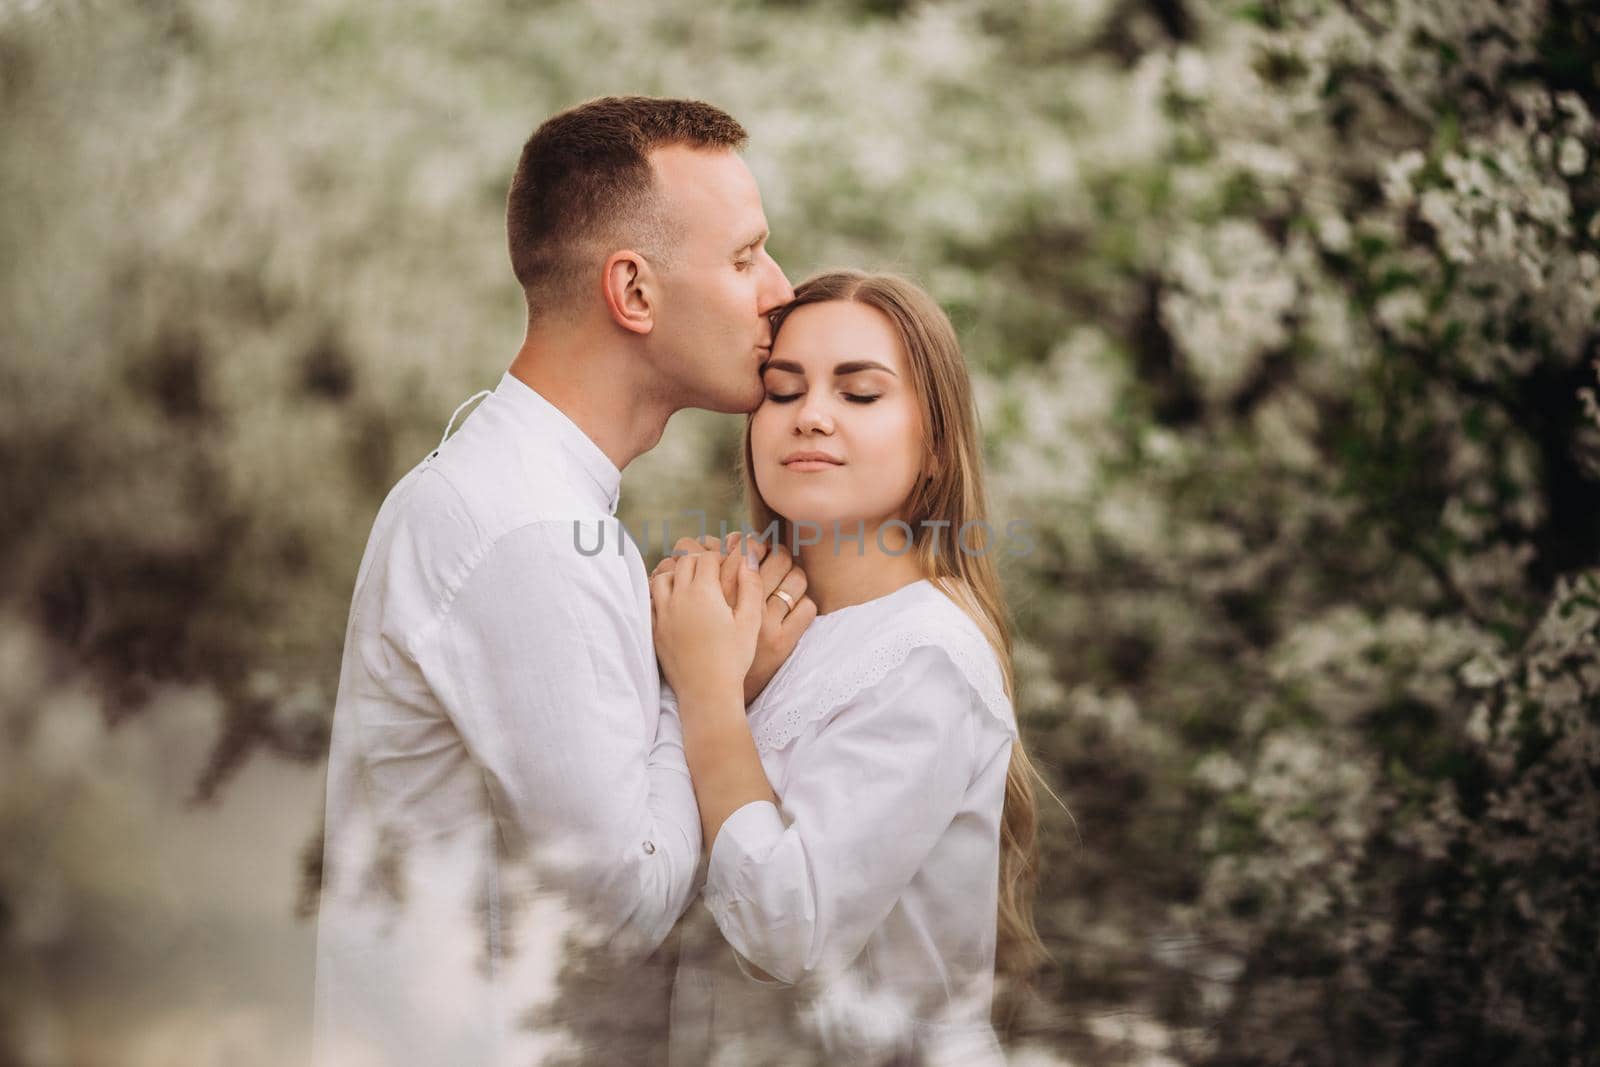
[750,613,1016,755]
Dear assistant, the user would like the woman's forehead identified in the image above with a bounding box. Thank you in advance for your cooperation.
[770,302,907,374]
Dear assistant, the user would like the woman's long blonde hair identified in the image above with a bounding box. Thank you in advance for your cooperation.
[741,269,1048,982]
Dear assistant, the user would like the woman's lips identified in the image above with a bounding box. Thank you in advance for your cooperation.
[780,450,845,471]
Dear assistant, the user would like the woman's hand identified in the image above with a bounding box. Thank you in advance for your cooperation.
[650,538,779,852]
[650,541,765,704]
[652,533,817,704]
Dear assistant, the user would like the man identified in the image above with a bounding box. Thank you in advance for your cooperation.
[312,97,811,1066]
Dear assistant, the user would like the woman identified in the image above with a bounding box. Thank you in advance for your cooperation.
[650,271,1045,1065]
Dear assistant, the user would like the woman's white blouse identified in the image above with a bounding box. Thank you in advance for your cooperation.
[668,579,1018,1066]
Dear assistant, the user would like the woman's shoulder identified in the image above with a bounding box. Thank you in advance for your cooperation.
[872,581,1014,728]
[750,580,1016,753]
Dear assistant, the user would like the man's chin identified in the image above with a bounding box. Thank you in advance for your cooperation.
[713,381,765,415]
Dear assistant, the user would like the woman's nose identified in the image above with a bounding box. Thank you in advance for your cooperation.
[795,395,833,434]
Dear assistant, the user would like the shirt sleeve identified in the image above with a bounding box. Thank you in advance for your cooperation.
[701,643,980,984]
[413,521,701,952]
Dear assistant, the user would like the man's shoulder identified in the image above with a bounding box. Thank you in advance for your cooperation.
[351,396,633,635]
[430,403,613,524]
[383,459,619,587]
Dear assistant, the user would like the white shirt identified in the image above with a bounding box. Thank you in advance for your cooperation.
[313,372,701,1067]
[668,579,1018,1066]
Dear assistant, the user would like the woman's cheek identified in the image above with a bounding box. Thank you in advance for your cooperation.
[887,412,926,502]
[750,427,784,503]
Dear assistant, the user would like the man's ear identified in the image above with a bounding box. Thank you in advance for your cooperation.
[601,250,655,336]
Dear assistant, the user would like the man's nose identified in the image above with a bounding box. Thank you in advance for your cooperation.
[760,253,795,313]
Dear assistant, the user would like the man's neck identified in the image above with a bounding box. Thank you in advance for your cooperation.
[506,333,673,473]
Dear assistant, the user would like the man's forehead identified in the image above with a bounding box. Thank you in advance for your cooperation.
[649,144,762,224]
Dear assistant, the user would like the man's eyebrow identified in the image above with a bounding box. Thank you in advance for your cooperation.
[759,359,898,377]
[736,229,769,252]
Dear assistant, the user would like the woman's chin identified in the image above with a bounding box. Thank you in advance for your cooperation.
[768,505,828,530]
[770,507,876,534]
[759,489,818,527]
[760,484,903,536]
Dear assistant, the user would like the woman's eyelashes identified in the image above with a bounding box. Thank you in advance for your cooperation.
[764,391,882,404]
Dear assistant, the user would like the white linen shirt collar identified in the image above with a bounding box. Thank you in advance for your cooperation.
[491,370,622,517]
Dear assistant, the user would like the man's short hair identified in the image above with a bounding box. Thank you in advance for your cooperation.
[507,96,748,318]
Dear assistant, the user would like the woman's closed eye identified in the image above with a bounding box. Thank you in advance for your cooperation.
[765,392,881,404]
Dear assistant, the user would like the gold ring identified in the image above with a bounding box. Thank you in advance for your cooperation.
[770,588,796,611]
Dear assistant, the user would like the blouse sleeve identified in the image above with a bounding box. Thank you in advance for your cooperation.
[701,643,983,985]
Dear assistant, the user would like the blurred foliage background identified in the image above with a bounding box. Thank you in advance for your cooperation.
[2,0,1598,1064]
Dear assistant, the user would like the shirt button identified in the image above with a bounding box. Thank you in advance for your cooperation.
[642,840,656,855]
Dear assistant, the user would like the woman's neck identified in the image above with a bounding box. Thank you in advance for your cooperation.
[794,520,927,616]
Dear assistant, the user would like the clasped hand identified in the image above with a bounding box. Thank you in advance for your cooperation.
[650,533,817,706]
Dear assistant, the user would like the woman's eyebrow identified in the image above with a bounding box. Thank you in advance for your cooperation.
[760,359,898,377]
[833,360,896,377]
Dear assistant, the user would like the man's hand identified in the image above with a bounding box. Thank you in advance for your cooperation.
[651,532,816,705]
